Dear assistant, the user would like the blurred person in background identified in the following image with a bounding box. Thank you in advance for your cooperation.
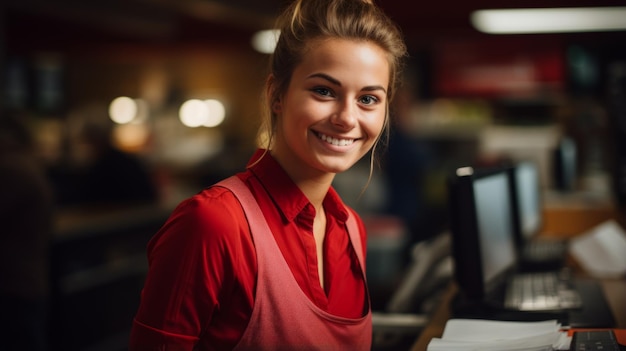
[129,0,407,349]
[71,114,158,208]
[45,108,159,210]
[0,110,54,351]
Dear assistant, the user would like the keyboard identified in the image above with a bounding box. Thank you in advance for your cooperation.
[504,272,582,311]
[523,239,567,262]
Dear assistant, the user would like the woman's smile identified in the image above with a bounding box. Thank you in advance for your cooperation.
[313,131,356,147]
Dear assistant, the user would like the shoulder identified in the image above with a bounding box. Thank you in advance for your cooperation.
[147,185,250,257]
[178,185,244,225]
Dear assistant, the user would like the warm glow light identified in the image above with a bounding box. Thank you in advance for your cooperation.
[203,99,226,127]
[112,123,150,153]
[471,7,626,34]
[251,29,280,54]
[109,96,137,124]
[179,98,226,128]
[179,99,209,128]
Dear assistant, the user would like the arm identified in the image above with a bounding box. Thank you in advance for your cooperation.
[129,188,255,350]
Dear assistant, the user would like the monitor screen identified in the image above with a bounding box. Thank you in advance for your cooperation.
[473,171,518,285]
[514,162,542,241]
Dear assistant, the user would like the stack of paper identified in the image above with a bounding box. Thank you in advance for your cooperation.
[427,319,571,351]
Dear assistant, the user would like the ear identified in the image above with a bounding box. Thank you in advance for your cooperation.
[266,74,281,114]
[272,99,282,114]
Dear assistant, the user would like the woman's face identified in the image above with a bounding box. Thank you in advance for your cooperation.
[272,38,390,179]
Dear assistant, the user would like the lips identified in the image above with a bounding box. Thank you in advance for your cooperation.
[315,132,355,146]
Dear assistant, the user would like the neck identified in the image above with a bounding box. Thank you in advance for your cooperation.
[269,150,334,210]
[298,177,333,211]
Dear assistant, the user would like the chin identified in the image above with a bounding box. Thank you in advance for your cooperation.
[318,157,359,174]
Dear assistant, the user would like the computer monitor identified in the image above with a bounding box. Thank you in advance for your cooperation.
[447,165,519,301]
[510,161,542,247]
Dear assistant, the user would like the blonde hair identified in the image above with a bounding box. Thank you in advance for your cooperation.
[258,0,408,160]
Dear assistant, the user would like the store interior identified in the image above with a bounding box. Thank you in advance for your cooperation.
[2,0,626,350]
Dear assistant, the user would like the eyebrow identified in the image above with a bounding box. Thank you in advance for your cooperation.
[307,73,387,94]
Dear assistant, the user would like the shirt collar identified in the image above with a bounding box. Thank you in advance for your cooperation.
[247,149,349,224]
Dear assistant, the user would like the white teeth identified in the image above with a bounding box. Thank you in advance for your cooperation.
[317,132,354,146]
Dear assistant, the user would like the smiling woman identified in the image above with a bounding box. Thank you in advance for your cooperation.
[270,38,390,180]
[129,1,407,350]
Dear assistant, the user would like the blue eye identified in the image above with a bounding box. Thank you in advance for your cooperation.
[359,95,379,105]
[312,87,333,97]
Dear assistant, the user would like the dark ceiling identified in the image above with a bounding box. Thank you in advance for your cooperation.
[4,0,626,55]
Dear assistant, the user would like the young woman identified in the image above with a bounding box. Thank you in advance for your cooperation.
[129,0,407,349]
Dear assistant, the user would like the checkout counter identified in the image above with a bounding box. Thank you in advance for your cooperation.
[411,195,626,351]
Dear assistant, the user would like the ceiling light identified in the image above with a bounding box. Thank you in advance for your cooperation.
[179,98,226,128]
[251,29,280,54]
[471,7,626,34]
[109,96,137,124]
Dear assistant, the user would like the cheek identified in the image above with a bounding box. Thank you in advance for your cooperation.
[285,101,320,129]
[279,106,311,143]
[366,111,387,139]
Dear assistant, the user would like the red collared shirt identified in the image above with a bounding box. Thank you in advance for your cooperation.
[130,149,368,351]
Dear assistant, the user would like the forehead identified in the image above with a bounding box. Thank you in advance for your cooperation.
[296,38,390,84]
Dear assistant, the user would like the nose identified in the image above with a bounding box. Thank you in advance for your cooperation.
[331,100,357,130]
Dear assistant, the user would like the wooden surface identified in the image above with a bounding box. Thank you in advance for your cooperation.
[541,191,623,237]
[410,283,457,351]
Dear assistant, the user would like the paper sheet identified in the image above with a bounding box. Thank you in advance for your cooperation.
[427,319,571,351]
[570,219,626,278]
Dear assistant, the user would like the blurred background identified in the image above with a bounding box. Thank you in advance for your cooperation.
[1,0,625,350]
